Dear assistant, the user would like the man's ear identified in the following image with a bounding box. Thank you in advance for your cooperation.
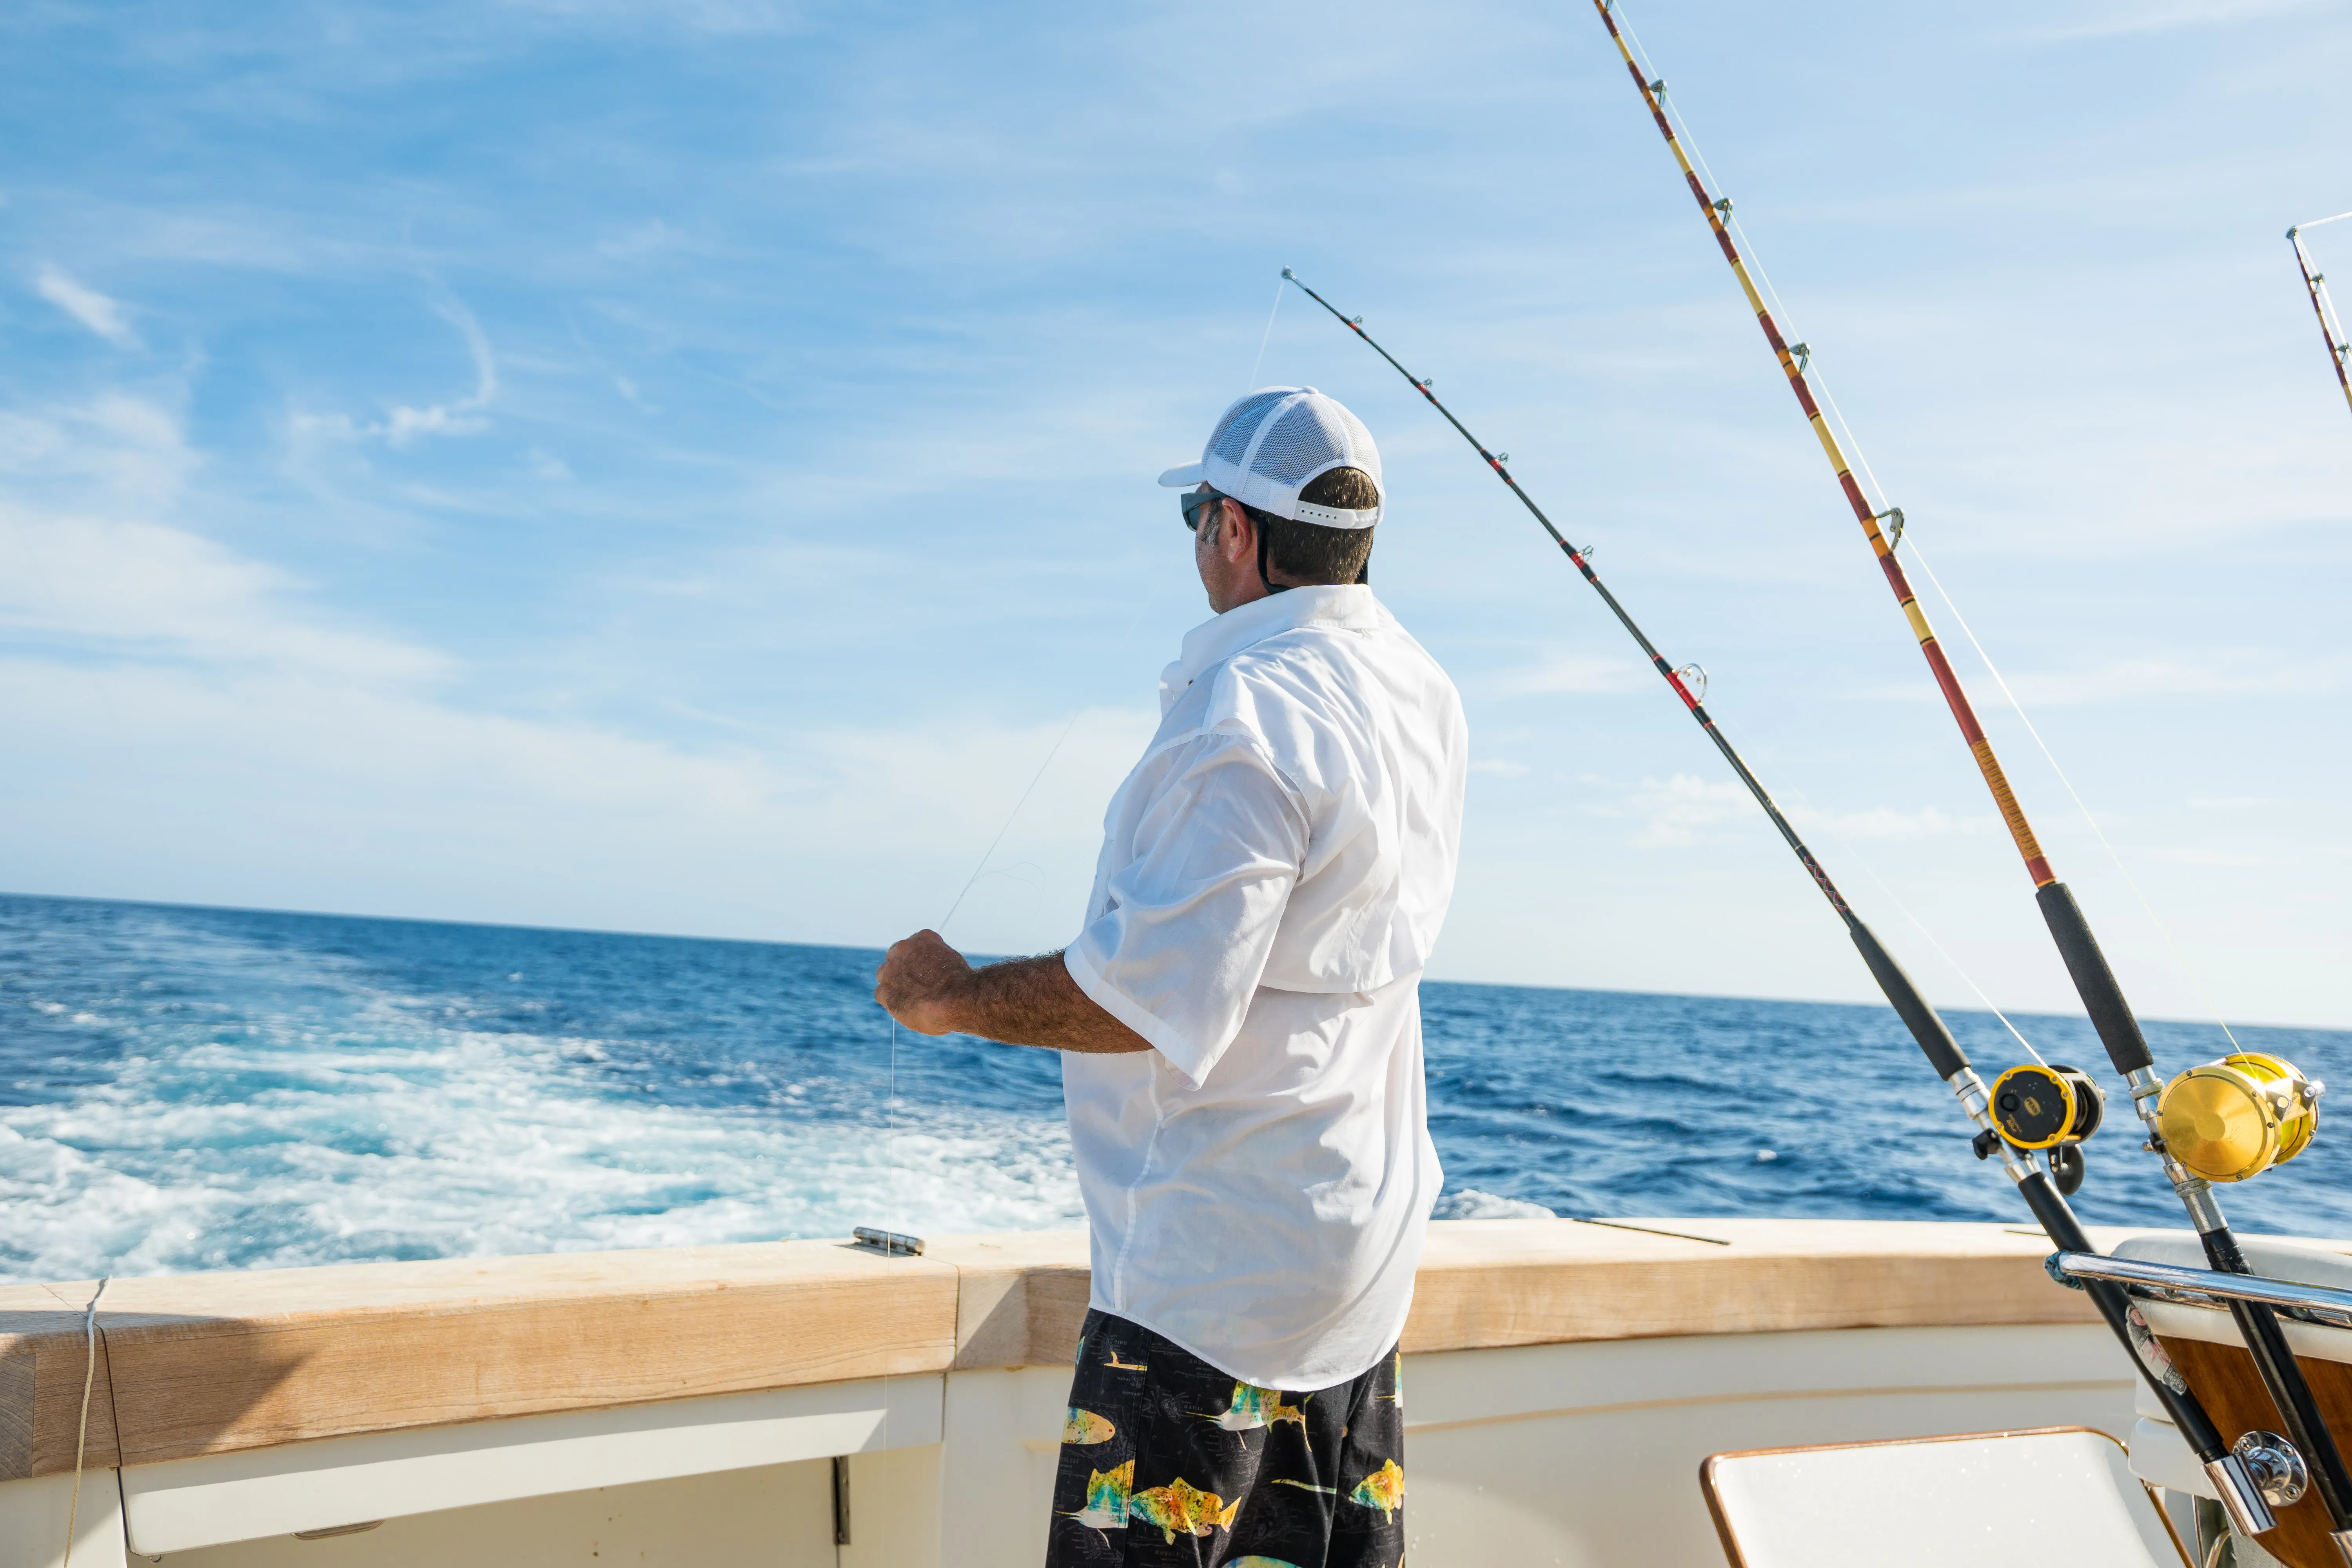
[1219,500,1253,562]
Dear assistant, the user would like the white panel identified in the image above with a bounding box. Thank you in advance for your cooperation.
[1406,1371,2142,1566]
[0,1469,128,1568]
[1405,1323,2126,1430]
[1400,1325,2141,1568]
[154,1456,837,1568]
[2128,1416,2213,1498]
[1706,1430,2167,1568]
[840,1443,944,1568]
[122,1374,943,1555]
[938,1365,1072,1568]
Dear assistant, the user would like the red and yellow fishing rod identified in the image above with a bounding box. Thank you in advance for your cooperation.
[1584,4,2350,1557]
[2288,214,2352,421]
[1282,263,2281,1544]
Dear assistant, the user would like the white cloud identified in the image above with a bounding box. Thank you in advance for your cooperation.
[32,266,140,349]
[0,381,1152,950]
[0,506,446,681]
[385,299,498,446]
[2020,0,2319,40]
[293,296,499,448]
[1491,653,1647,699]
[1628,773,1760,848]
[2001,654,2325,707]
[1795,803,1985,842]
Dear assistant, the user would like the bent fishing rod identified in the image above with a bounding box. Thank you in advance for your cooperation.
[1585,3,2352,1555]
[2289,215,2352,422]
[1279,265,2279,1540]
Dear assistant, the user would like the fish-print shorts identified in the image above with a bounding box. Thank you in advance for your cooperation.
[1044,1308,1405,1568]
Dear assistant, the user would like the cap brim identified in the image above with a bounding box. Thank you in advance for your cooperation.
[1156,462,1204,488]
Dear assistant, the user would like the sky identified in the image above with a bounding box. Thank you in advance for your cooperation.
[0,0,2347,1030]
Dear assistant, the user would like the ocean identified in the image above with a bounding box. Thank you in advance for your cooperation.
[2,891,2346,1286]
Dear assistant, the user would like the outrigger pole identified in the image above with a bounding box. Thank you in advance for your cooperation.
[1584,3,2352,1556]
[1278,265,2279,1541]
[2288,215,2352,421]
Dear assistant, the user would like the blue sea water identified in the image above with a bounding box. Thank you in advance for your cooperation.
[1,891,2347,1286]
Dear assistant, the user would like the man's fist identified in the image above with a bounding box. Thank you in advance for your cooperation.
[875,929,975,1035]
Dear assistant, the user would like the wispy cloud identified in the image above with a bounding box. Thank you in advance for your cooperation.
[1628,774,1760,849]
[2019,0,2319,41]
[385,298,498,446]
[1490,654,1647,699]
[33,266,140,349]
[291,295,499,448]
[2001,654,2323,707]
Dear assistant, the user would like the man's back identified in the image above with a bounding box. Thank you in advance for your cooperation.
[1063,582,1468,1389]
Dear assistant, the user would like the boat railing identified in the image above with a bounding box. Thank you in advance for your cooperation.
[2052,1252,2352,1330]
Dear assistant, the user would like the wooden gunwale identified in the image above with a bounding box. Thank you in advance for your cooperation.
[0,1218,2116,1480]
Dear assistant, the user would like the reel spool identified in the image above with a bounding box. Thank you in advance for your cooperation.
[2156,1052,2323,1183]
[1991,1063,2106,1150]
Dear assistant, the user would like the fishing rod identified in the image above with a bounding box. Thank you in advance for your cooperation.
[1278,265,2279,1543]
[2288,214,2352,421]
[1583,4,2351,1556]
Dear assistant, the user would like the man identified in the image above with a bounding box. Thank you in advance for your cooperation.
[876,386,1467,1567]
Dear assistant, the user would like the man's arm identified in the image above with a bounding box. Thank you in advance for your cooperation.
[875,929,1151,1054]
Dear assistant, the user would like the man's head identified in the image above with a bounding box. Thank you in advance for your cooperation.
[1158,387,1382,613]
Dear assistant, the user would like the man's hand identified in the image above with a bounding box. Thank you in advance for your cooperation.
[874,934,1153,1056]
[875,929,975,1036]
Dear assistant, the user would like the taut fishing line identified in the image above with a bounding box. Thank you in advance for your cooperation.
[1590,0,2352,1542]
[1604,0,2239,1045]
[1247,276,1287,394]
[1701,702,2050,1068]
[1898,534,2245,1053]
[870,710,1082,1524]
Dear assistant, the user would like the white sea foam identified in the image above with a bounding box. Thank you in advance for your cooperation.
[1430,1188,1556,1221]
[0,931,1083,1284]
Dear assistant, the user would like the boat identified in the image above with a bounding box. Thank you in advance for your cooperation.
[8,1214,2348,1566]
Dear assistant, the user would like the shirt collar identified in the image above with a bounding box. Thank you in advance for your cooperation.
[1174,584,1381,688]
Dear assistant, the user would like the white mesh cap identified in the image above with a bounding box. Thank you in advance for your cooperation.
[1156,386,1383,529]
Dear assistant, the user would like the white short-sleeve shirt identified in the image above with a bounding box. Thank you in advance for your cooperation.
[1062,583,1468,1390]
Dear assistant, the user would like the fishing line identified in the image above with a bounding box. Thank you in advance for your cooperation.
[1897,535,2243,1052]
[1591,4,2352,1540]
[63,1275,109,1568]
[1704,702,2048,1067]
[870,711,1080,1525]
[1619,0,2232,1062]
[1247,276,1287,394]
[938,711,1083,938]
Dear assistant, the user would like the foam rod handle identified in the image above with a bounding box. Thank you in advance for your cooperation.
[2014,1171,2231,1463]
[2034,882,2154,1076]
[1849,920,1969,1079]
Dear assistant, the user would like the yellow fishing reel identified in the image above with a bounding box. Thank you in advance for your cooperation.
[2156,1053,2322,1183]
[1988,1063,2106,1196]
[1991,1063,2107,1149]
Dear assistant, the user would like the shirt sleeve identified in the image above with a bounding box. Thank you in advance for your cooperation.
[1063,730,1306,1087]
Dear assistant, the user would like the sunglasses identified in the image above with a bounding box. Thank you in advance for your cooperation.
[1180,488,1228,534]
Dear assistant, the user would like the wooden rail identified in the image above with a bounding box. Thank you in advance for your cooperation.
[0,1218,2107,1481]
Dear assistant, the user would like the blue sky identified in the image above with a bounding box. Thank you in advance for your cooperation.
[1,0,2348,1029]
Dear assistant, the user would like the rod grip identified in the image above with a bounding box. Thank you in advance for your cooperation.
[2015,1171,2229,1462]
[1849,920,1969,1080]
[2034,881,2154,1076]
